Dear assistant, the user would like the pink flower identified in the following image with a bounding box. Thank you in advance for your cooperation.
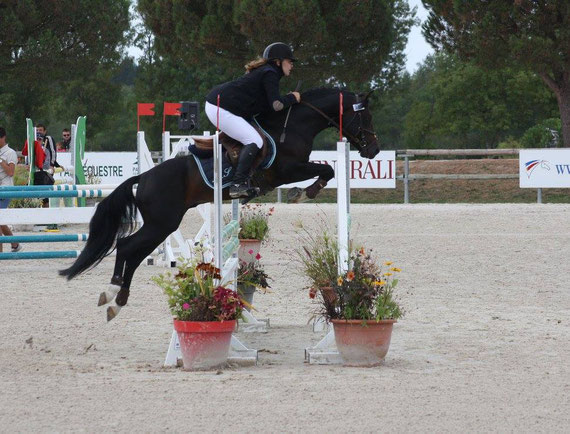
[255,253,261,260]
[182,303,190,310]
[248,249,254,255]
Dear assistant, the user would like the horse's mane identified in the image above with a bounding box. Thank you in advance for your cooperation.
[301,87,352,103]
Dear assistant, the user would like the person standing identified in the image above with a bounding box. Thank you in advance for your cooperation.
[34,123,63,208]
[0,127,22,253]
[56,128,71,151]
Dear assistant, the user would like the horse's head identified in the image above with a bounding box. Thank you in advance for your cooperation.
[343,91,379,159]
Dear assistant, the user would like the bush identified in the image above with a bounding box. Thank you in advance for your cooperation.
[520,118,562,148]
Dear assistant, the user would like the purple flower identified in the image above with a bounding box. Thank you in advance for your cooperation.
[182,303,190,310]
[248,249,254,255]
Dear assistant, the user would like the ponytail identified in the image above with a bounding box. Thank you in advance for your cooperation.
[245,57,268,73]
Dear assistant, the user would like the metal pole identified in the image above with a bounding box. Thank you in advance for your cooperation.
[537,188,542,204]
[404,155,410,204]
[277,188,282,203]
[213,131,223,270]
[337,139,349,273]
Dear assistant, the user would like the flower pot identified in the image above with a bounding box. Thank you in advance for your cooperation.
[331,319,397,367]
[173,319,236,370]
[238,239,262,264]
[237,283,256,311]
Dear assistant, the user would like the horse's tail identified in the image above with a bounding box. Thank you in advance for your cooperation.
[59,175,141,280]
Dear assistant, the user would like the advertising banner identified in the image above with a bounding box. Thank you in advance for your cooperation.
[55,152,138,185]
[281,150,396,189]
[519,149,570,188]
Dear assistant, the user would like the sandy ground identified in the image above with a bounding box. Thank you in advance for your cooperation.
[1,203,569,432]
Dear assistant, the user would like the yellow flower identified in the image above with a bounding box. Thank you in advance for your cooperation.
[384,261,393,266]
[383,272,393,277]
[373,280,386,286]
[337,276,343,285]
[390,267,401,272]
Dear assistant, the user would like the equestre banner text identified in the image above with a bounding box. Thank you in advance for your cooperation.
[55,152,139,185]
[519,149,570,188]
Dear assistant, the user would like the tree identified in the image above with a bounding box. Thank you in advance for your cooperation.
[402,54,558,148]
[0,0,131,145]
[137,0,416,89]
[422,1,570,146]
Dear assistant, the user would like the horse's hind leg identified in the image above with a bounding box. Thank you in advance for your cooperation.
[106,223,175,321]
[97,235,132,307]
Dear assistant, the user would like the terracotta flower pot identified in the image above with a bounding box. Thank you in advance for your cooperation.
[173,319,236,370]
[331,319,397,367]
[238,239,262,264]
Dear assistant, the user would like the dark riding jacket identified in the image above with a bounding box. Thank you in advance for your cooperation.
[206,62,297,119]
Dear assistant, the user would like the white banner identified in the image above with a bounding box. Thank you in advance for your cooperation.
[281,151,396,189]
[519,149,570,188]
[55,152,138,184]
[52,150,397,188]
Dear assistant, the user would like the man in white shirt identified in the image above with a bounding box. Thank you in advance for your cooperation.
[0,126,22,252]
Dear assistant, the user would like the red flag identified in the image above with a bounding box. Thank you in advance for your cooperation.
[137,103,155,116]
[163,102,181,116]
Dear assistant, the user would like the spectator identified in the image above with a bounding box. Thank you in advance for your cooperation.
[34,123,63,208]
[0,126,22,253]
[57,128,71,151]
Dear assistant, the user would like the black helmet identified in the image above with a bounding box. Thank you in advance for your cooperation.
[262,42,296,61]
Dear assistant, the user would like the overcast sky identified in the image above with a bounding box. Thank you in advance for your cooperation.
[405,0,434,73]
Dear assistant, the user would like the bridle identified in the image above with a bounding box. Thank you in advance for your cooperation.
[300,94,376,151]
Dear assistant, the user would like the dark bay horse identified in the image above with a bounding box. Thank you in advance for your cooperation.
[59,87,380,320]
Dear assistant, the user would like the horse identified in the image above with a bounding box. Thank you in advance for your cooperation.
[59,87,380,320]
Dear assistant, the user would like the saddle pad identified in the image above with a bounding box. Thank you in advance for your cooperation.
[191,151,235,189]
[191,118,276,189]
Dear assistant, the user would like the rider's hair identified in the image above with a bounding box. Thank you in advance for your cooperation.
[245,57,268,73]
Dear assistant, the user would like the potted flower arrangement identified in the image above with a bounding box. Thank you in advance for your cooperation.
[237,250,271,310]
[153,255,244,370]
[298,232,403,366]
[228,204,273,263]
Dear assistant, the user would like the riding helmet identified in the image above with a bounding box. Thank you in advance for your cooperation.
[262,42,296,61]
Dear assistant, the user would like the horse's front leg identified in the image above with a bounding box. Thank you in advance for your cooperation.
[278,162,334,202]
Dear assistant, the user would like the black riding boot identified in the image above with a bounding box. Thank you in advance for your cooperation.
[230,143,259,198]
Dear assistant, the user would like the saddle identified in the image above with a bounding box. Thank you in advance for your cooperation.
[192,127,270,170]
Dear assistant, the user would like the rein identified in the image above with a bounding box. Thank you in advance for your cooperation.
[299,99,373,149]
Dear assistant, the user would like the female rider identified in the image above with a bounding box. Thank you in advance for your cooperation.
[205,42,301,198]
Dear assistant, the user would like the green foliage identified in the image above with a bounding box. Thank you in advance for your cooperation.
[296,226,339,290]
[138,0,416,87]
[0,0,131,148]
[397,53,558,148]
[422,0,570,146]
[520,119,562,149]
[230,204,273,241]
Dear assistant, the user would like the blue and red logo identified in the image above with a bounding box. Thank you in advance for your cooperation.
[524,159,550,178]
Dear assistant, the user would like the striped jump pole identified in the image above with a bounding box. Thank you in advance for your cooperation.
[0,234,88,243]
[0,184,121,192]
[0,189,114,199]
[0,250,83,260]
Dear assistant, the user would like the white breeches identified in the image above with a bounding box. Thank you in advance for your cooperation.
[205,102,263,148]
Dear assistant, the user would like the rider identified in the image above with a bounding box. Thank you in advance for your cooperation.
[205,42,301,198]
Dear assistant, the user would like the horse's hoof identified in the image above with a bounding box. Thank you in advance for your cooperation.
[107,305,121,322]
[97,286,120,306]
[287,187,303,203]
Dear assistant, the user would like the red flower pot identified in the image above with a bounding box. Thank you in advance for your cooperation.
[238,239,262,264]
[173,319,236,370]
[331,319,397,367]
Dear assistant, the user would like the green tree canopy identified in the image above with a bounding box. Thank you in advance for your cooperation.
[137,0,416,88]
[0,0,131,147]
[422,0,570,145]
